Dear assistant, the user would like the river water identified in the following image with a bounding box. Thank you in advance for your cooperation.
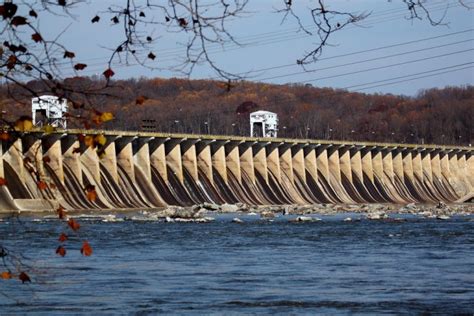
[1,212,473,315]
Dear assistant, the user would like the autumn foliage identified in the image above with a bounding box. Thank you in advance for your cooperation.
[2,78,471,145]
[67,218,81,231]
[56,246,67,257]
[80,241,93,257]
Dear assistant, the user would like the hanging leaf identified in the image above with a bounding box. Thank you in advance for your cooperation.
[68,218,80,231]
[87,189,97,202]
[80,241,93,256]
[139,11,145,17]
[14,116,33,132]
[11,16,28,27]
[0,178,7,186]
[86,188,97,202]
[100,112,114,123]
[83,135,94,147]
[111,16,119,24]
[58,233,68,242]
[7,55,17,69]
[103,68,115,79]
[1,3,18,19]
[58,0,67,6]
[72,147,81,154]
[91,15,100,23]
[9,44,27,53]
[29,9,37,18]
[94,134,107,146]
[31,32,42,43]
[178,18,187,27]
[42,156,51,164]
[146,36,152,42]
[1,271,12,279]
[91,113,101,125]
[55,246,66,257]
[57,206,67,219]
[148,52,156,60]
[19,272,31,283]
[37,181,48,190]
[85,184,97,202]
[63,51,75,59]
[0,131,9,141]
[43,124,55,134]
[74,63,87,71]
[165,16,170,22]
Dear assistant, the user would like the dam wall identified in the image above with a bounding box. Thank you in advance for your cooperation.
[0,130,472,211]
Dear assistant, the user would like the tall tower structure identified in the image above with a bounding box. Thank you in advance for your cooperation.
[32,95,68,129]
[250,110,278,138]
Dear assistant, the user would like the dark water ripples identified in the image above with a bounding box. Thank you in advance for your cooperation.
[1,213,473,314]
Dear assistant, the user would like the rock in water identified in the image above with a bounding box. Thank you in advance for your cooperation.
[406,203,416,208]
[220,204,239,213]
[195,217,215,223]
[290,216,319,222]
[232,218,244,223]
[260,211,275,219]
[366,211,388,220]
[202,202,220,211]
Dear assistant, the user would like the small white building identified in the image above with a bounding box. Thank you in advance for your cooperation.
[32,95,68,129]
[250,110,278,138]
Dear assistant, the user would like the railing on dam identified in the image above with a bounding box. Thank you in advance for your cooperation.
[0,129,472,211]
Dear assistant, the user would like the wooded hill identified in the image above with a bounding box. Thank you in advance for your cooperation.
[1,77,472,146]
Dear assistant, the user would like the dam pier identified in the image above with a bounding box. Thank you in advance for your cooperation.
[0,130,472,212]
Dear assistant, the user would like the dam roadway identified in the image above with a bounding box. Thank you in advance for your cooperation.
[0,129,472,211]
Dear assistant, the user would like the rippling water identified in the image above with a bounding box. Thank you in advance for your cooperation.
[1,212,473,315]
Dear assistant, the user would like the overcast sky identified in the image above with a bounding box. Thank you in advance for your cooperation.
[37,0,474,96]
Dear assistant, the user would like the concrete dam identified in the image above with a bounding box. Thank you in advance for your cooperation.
[0,130,472,211]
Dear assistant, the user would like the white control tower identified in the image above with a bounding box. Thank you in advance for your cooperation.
[250,110,278,138]
[32,95,68,129]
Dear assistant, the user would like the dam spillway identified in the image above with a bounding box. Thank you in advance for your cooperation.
[0,129,472,211]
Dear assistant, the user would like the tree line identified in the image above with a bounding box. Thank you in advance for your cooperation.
[0,77,472,146]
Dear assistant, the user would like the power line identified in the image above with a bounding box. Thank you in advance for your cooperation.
[290,48,474,84]
[344,62,474,90]
[351,65,474,92]
[232,29,474,76]
[256,38,473,81]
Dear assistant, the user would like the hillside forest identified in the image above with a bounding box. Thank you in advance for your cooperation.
[0,77,472,146]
